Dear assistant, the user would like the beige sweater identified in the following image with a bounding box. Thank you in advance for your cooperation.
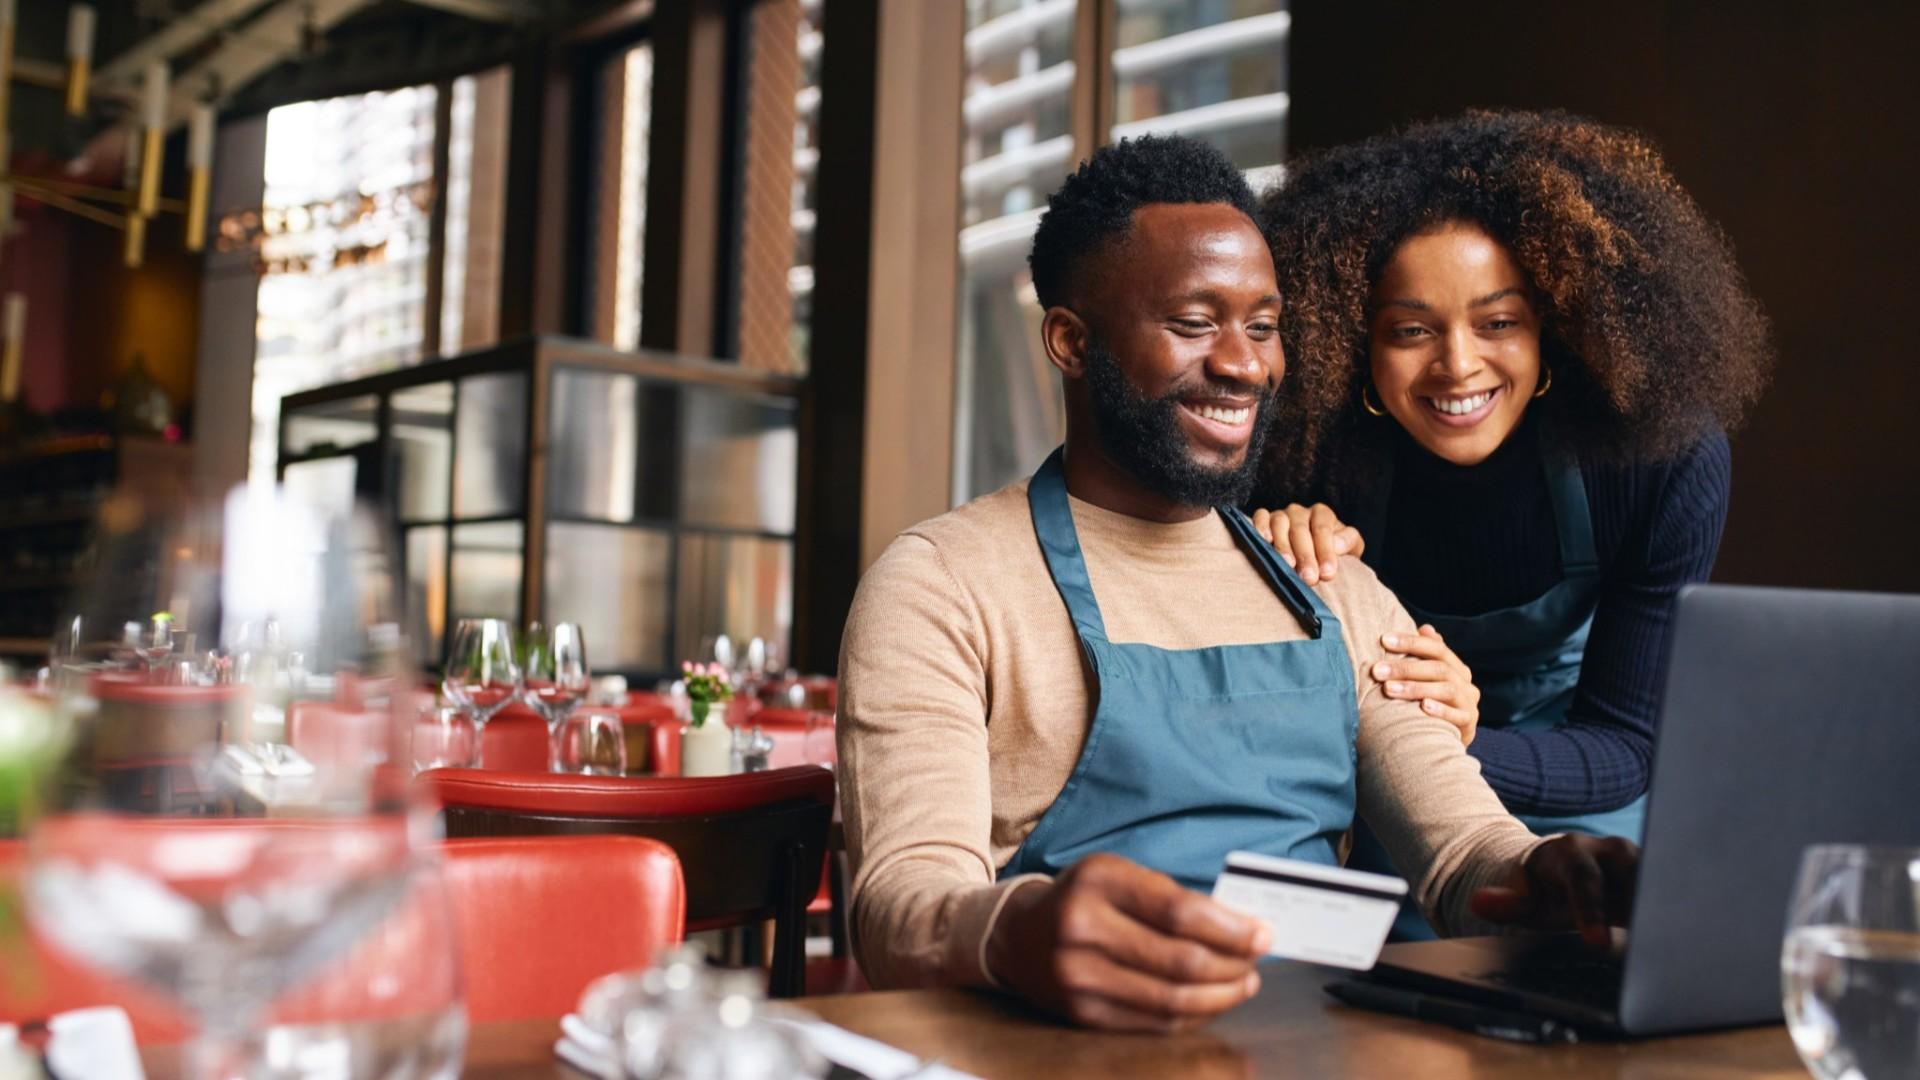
[836,479,1545,991]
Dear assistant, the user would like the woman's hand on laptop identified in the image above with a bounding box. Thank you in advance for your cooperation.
[1468,836,1640,949]
[984,853,1272,1032]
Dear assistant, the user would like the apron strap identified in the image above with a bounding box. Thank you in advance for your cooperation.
[1222,508,1325,639]
[1029,448,1110,643]
[1539,424,1600,578]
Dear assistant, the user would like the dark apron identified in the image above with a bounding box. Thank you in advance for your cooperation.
[1349,431,1646,938]
[1001,449,1361,891]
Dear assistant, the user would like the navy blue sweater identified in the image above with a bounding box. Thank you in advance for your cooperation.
[1363,424,1731,817]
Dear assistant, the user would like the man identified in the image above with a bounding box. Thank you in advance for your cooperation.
[837,136,1635,1032]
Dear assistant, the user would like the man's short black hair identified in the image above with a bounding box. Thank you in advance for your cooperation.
[1028,134,1258,311]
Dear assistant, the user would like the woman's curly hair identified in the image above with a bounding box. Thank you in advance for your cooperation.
[1256,110,1774,503]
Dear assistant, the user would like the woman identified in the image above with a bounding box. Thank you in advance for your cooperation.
[1253,112,1773,926]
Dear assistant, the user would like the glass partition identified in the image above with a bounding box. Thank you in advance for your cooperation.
[278,339,800,681]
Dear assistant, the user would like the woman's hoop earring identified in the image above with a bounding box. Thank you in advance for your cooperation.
[1533,366,1554,399]
[1361,382,1390,417]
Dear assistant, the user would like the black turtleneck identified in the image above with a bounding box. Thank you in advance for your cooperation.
[1357,419,1733,817]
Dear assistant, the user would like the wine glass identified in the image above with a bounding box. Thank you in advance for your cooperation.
[125,612,174,672]
[23,486,464,1078]
[442,618,521,767]
[523,622,589,772]
[1782,843,1920,1080]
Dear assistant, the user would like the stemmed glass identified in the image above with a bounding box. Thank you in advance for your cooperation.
[23,486,465,1078]
[1782,844,1920,1080]
[442,618,521,768]
[125,612,174,673]
[523,622,592,772]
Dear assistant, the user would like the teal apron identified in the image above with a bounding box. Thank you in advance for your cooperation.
[1349,431,1646,938]
[1001,449,1360,891]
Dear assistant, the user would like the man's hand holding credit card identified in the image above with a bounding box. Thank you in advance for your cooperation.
[1211,851,1409,970]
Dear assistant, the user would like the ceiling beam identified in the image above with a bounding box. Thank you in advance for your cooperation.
[94,0,284,89]
[400,0,541,22]
[162,0,384,128]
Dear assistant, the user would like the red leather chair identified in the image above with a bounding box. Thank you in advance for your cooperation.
[415,765,834,997]
[601,701,679,775]
[287,700,389,771]
[0,830,685,1035]
[748,708,836,770]
[742,709,845,958]
[441,835,683,1021]
[479,703,550,772]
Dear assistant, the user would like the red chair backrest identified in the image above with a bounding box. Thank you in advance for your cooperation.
[604,702,678,775]
[745,709,836,770]
[414,765,834,997]
[287,701,387,771]
[480,703,550,772]
[0,829,685,1035]
[441,835,684,1021]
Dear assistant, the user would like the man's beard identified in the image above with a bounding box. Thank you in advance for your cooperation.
[1081,339,1276,509]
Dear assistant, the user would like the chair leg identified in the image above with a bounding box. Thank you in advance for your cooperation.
[828,850,850,959]
[769,840,808,998]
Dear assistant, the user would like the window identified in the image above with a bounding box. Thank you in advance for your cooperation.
[952,0,1078,504]
[949,0,1290,502]
[1113,0,1288,179]
[254,84,438,488]
[587,41,654,351]
[440,67,513,355]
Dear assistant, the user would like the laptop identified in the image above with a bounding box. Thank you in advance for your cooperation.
[1358,584,1920,1036]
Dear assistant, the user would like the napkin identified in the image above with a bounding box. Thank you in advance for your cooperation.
[553,1010,980,1080]
[0,1006,145,1080]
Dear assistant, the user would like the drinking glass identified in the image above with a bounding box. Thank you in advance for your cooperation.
[522,622,589,772]
[442,619,521,767]
[411,705,479,773]
[554,709,626,776]
[24,486,463,1078]
[1782,843,1920,1080]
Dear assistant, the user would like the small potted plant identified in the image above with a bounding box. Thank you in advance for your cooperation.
[679,662,735,777]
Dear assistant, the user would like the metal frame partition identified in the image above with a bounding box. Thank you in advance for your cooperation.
[278,336,802,683]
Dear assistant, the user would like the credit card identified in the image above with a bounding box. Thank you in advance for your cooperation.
[1210,851,1409,970]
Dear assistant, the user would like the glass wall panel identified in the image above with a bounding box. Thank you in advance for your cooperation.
[450,521,523,625]
[1112,0,1288,173]
[677,388,797,533]
[953,0,1077,503]
[392,382,454,522]
[587,42,654,350]
[280,456,358,520]
[453,373,526,518]
[674,534,793,671]
[405,525,448,665]
[548,369,639,522]
[282,394,379,456]
[545,523,673,672]
[253,85,438,487]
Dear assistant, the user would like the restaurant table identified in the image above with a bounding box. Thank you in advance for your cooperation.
[141,959,1807,1079]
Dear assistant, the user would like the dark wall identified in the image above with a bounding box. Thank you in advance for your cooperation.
[1290,1,1920,594]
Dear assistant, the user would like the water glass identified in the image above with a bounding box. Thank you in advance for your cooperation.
[556,709,626,776]
[411,705,479,773]
[1782,843,1920,1080]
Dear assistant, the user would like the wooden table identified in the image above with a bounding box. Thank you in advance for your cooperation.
[445,960,1808,1079]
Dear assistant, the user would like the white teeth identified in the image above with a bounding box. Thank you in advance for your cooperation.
[1191,403,1251,425]
[1427,390,1494,416]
